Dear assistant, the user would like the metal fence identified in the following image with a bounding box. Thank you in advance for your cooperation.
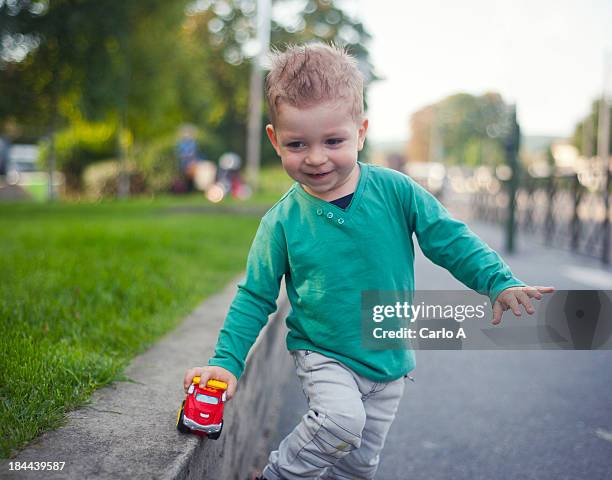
[472,160,611,264]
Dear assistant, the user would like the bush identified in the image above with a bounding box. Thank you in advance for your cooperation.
[39,121,117,192]
[136,130,225,194]
[40,122,226,195]
[136,136,178,194]
[82,160,146,199]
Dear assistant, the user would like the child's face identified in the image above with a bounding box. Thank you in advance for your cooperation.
[266,100,368,200]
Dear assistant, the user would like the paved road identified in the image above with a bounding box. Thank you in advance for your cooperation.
[271,220,612,480]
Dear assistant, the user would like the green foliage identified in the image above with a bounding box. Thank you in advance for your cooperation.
[462,137,481,167]
[1,1,190,135]
[136,135,179,194]
[572,98,612,155]
[1,0,375,183]
[136,129,227,194]
[0,200,261,458]
[82,160,147,198]
[39,119,117,190]
[191,0,377,165]
[408,92,511,166]
[258,164,293,194]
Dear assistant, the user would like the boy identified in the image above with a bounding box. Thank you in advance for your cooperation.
[184,44,553,480]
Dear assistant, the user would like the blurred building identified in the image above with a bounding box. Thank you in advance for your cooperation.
[368,141,407,170]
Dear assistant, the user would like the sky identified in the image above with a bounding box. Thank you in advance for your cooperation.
[352,0,612,144]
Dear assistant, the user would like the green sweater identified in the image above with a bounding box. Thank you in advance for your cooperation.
[208,162,523,382]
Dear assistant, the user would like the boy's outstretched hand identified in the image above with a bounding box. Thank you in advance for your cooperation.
[492,286,555,325]
[183,366,238,401]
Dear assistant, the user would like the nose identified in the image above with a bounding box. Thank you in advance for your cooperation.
[305,147,327,166]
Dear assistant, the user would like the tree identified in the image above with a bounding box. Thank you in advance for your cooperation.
[407,92,511,166]
[1,0,376,190]
[573,98,612,156]
[182,0,376,165]
[1,0,111,193]
[1,0,192,189]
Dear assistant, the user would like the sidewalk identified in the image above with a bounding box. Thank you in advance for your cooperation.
[2,208,610,479]
[1,278,291,480]
[0,180,31,201]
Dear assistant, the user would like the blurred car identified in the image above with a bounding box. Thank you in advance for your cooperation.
[8,144,39,172]
[404,161,447,198]
[6,144,39,184]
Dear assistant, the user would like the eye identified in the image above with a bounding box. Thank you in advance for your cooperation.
[286,141,306,149]
[326,138,344,146]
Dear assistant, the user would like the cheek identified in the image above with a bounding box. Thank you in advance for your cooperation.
[336,144,359,161]
[281,155,300,172]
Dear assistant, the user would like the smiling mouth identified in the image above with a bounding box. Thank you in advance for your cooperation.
[305,171,332,179]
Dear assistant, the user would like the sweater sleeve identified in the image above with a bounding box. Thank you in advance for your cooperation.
[405,178,524,303]
[208,219,288,379]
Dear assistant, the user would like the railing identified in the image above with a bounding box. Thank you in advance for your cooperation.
[471,158,612,264]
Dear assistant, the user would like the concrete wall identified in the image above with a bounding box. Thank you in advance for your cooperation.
[179,296,292,480]
[0,279,292,480]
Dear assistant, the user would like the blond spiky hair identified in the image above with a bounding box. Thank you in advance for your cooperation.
[265,43,364,125]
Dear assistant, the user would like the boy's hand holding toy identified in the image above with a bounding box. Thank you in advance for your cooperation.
[183,365,238,400]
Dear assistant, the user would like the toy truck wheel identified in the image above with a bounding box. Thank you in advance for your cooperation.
[176,401,191,434]
[207,420,223,440]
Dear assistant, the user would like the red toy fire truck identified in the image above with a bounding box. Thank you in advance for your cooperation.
[176,376,227,439]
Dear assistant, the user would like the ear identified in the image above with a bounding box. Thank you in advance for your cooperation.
[265,124,281,157]
[357,118,369,151]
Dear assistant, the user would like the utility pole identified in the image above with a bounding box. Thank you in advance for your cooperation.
[117,110,130,199]
[504,104,520,254]
[47,117,57,202]
[245,0,271,190]
[47,68,60,202]
[117,29,131,199]
[598,53,610,264]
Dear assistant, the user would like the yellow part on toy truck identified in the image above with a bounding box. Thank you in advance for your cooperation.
[192,376,228,390]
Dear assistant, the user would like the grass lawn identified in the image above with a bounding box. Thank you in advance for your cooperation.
[0,184,289,457]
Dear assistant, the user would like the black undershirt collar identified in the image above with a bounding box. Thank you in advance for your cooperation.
[329,193,354,210]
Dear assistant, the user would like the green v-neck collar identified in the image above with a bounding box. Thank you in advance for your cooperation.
[293,161,369,216]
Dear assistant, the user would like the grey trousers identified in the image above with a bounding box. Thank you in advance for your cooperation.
[263,350,408,480]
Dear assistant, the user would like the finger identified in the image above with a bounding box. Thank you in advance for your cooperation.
[506,295,522,316]
[492,301,503,325]
[198,369,213,389]
[206,368,229,385]
[517,291,535,314]
[183,370,191,391]
[522,287,543,300]
[535,286,555,293]
[184,367,201,392]
[226,377,238,400]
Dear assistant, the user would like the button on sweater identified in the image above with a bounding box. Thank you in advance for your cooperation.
[208,162,523,382]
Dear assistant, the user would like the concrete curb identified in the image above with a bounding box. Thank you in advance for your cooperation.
[1,277,292,479]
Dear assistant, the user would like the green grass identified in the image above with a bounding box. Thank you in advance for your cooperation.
[22,183,48,202]
[0,197,267,458]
